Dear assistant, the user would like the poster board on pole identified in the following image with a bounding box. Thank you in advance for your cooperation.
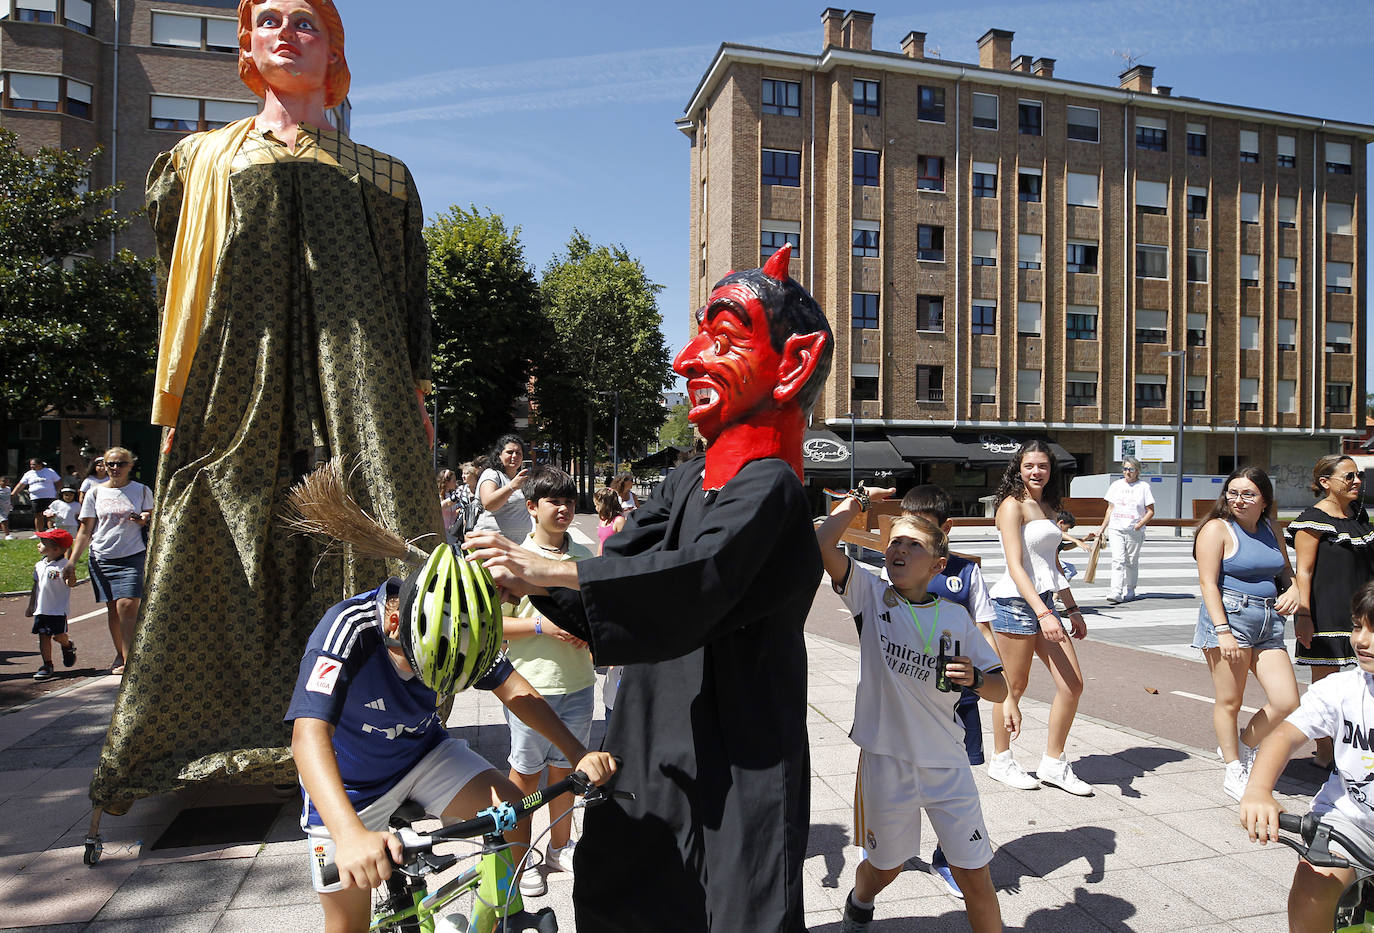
[1113,435,1175,463]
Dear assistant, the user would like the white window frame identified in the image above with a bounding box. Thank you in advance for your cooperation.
[1136,244,1168,279]
[971,92,998,130]
[1066,105,1100,143]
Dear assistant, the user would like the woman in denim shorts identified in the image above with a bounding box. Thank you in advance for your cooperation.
[1193,467,1300,802]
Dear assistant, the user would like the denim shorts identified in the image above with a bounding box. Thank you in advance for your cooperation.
[506,684,594,774]
[991,593,1065,636]
[1192,588,1286,651]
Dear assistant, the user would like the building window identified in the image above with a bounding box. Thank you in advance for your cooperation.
[970,368,996,405]
[851,292,879,329]
[1017,302,1041,337]
[851,376,879,403]
[918,85,945,122]
[1018,234,1042,270]
[1186,122,1207,156]
[1187,312,1207,347]
[852,224,879,258]
[1136,179,1168,215]
[6,73,59,111]
[971,301,996,335]
[1240,254,1260,287]
[1278,379,1297,414]
[761,78,800,117]
[150,95,256,132]
[1135,379,1167,409]
[916,295,944,331]
[1278,196,1298,229]
[1187,187,1208,218]
[1017,170,1041,202]
[11,0,54,23]
[917,365,944,402]
[1066,306,1097,340]
[971,92,997,129]
[1326,141,1352,174]
[1239,129,1260,163]
[1239,377,1260,412]
[1326,383,1351,413]
[1017,369,1042,404]
[917,155,943,191]
[1277,257,1297,291]
[1326,261,1353,294]
[760,225,800,260]
[1240,315,1260,350]
[1066,241,1098,275]
[1136,117,1167,152]
[1017,100,1041,136]
[1066,375,1097,407]
[972,230,997,267]
[1066,105,1099,143]
[761,149,800,187]
[972,162,996,198]
[1136,245,1168,279]
[1326,321,1353,354]
[1135,309,1167,344]
[853,79,879,116]
[1066,171,1098,208]
[917,225,944,262]
[151,11,237,52]
[1240,191,1260,224]
[59,0,91,33]
[1277,318,1296,351]
[1187,377,1206,410]
[1187,249,1208,283]
[853,149,880,187]
[1276,134,1296,168]
[1327,202,1354,235]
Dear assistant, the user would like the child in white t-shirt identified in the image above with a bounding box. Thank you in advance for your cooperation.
[25,529,77,681]
[1241,580,1374,931]
[817,493,1008,932]
[44,487,81,538]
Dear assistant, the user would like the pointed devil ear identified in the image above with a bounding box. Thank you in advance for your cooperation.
[762,243,792,282]
[773,329,829,405]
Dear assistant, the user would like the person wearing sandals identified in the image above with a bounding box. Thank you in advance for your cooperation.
[1193,467,1300,801]
[1287,455,1373,770]
[985,441,1093,796]
[64,447,153,676]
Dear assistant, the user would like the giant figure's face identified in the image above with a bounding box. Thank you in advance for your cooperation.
[674,280,782,444]
[243,1,335,98]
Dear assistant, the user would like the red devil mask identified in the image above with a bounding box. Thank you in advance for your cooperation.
[674,244,832,490]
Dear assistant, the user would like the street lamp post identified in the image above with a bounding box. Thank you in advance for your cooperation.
[1163,351,1187,536]
[596,389,621,476]
[1222,419,1240,469]
[844,411,856,489]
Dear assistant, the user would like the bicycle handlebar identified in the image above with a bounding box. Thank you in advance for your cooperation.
[1275,811,1374,873]
[320,768,633,887]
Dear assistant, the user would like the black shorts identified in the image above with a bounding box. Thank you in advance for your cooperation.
[32,613,67,636]
[33,497,55,516]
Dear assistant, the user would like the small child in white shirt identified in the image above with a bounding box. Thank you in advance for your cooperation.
[44,486,81,539]
[25,529,77,681]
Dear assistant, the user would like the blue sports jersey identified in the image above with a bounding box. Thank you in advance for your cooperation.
[928,553,977,611]
[285,578,512,823]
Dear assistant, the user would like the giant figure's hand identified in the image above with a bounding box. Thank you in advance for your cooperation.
[415,387,435,448]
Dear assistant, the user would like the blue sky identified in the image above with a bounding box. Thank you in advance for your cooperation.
[333,0,1374,388]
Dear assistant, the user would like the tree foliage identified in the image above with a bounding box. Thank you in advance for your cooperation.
[425,206,543,463]
[0,129,157,428]
[658,401,694,450]
[532,231,674,471]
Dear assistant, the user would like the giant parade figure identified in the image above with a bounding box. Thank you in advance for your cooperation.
[87,0,441,814]
[465,243,834,932]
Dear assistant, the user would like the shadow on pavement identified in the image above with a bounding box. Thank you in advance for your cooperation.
[1071,746,1191,798]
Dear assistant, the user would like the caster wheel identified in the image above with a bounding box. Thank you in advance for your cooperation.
[83,837,102,866]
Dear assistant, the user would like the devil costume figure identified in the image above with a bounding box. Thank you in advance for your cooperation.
[467,245,833,932]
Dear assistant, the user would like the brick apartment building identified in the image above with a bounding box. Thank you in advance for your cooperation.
[678,9,1372,508]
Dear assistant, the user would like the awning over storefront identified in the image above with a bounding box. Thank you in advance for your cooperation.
[802,430,913,483]
[887,432,1076,468]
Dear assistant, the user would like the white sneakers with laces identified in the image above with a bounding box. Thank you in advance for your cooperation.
[518,865,546,898]
[1037,754,1094,796]
[987,750,1040,790]
[1222,759,1249,802]
[546,840,576,874]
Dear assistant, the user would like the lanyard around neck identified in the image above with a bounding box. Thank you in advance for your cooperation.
[897,594,940,655]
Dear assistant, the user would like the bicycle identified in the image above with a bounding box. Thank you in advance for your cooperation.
[1275,811,1374,932]
[321,769,632,933]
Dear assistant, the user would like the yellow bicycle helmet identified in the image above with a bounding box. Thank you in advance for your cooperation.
[398,544,503,696]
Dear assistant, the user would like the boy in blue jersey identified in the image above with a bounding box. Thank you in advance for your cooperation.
[287,576,615,933]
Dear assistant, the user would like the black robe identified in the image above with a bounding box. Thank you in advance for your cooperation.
[537,456,819,932]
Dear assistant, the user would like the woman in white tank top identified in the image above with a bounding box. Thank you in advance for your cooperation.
[985,441,1093,796]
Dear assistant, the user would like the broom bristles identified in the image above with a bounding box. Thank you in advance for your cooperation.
[283,457,431,567]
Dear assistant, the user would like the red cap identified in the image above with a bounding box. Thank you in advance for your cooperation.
[35,528,73,549]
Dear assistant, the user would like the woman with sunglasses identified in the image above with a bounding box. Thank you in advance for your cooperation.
[65,447,153,675]
[1192,467,1299,801]
[1286,455,1373,769]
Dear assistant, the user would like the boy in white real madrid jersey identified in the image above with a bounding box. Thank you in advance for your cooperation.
[817,492,1007,933]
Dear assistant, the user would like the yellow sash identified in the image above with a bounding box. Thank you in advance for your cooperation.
[151,117,256,427]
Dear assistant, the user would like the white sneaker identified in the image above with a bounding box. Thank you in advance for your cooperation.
[518,868,546,898]
[1240,739,1258,775]
[3,534,13,540]
[987,751,1040,790]
[546,840,575,873]
[1223,759,1249,802]
[1038,754,1093,796]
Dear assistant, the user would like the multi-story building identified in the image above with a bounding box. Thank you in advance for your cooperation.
[678,9,1371,508]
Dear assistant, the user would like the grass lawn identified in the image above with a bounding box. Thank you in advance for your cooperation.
[0,538,89,593]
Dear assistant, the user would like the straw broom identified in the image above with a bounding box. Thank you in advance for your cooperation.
[282,457,431,568]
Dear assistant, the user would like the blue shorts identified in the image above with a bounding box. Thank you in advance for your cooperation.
[89,551,146,602]
[991,593,1064,636]
[32,613,67,636]
[1192,588,1286,652]
[506,685,594,775]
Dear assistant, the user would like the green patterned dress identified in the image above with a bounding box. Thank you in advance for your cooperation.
[89,124,442,812]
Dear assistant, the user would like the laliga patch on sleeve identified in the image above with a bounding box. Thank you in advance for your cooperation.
[307,657,342,695]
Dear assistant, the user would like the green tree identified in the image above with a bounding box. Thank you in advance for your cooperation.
[0,129,157,436]
[425,206,543,464]
[533,231,674,494]
[658,401,694,449]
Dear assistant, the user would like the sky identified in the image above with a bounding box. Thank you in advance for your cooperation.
[331,0,1374,390]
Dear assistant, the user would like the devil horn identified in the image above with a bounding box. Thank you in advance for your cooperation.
[762,243,792,281]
